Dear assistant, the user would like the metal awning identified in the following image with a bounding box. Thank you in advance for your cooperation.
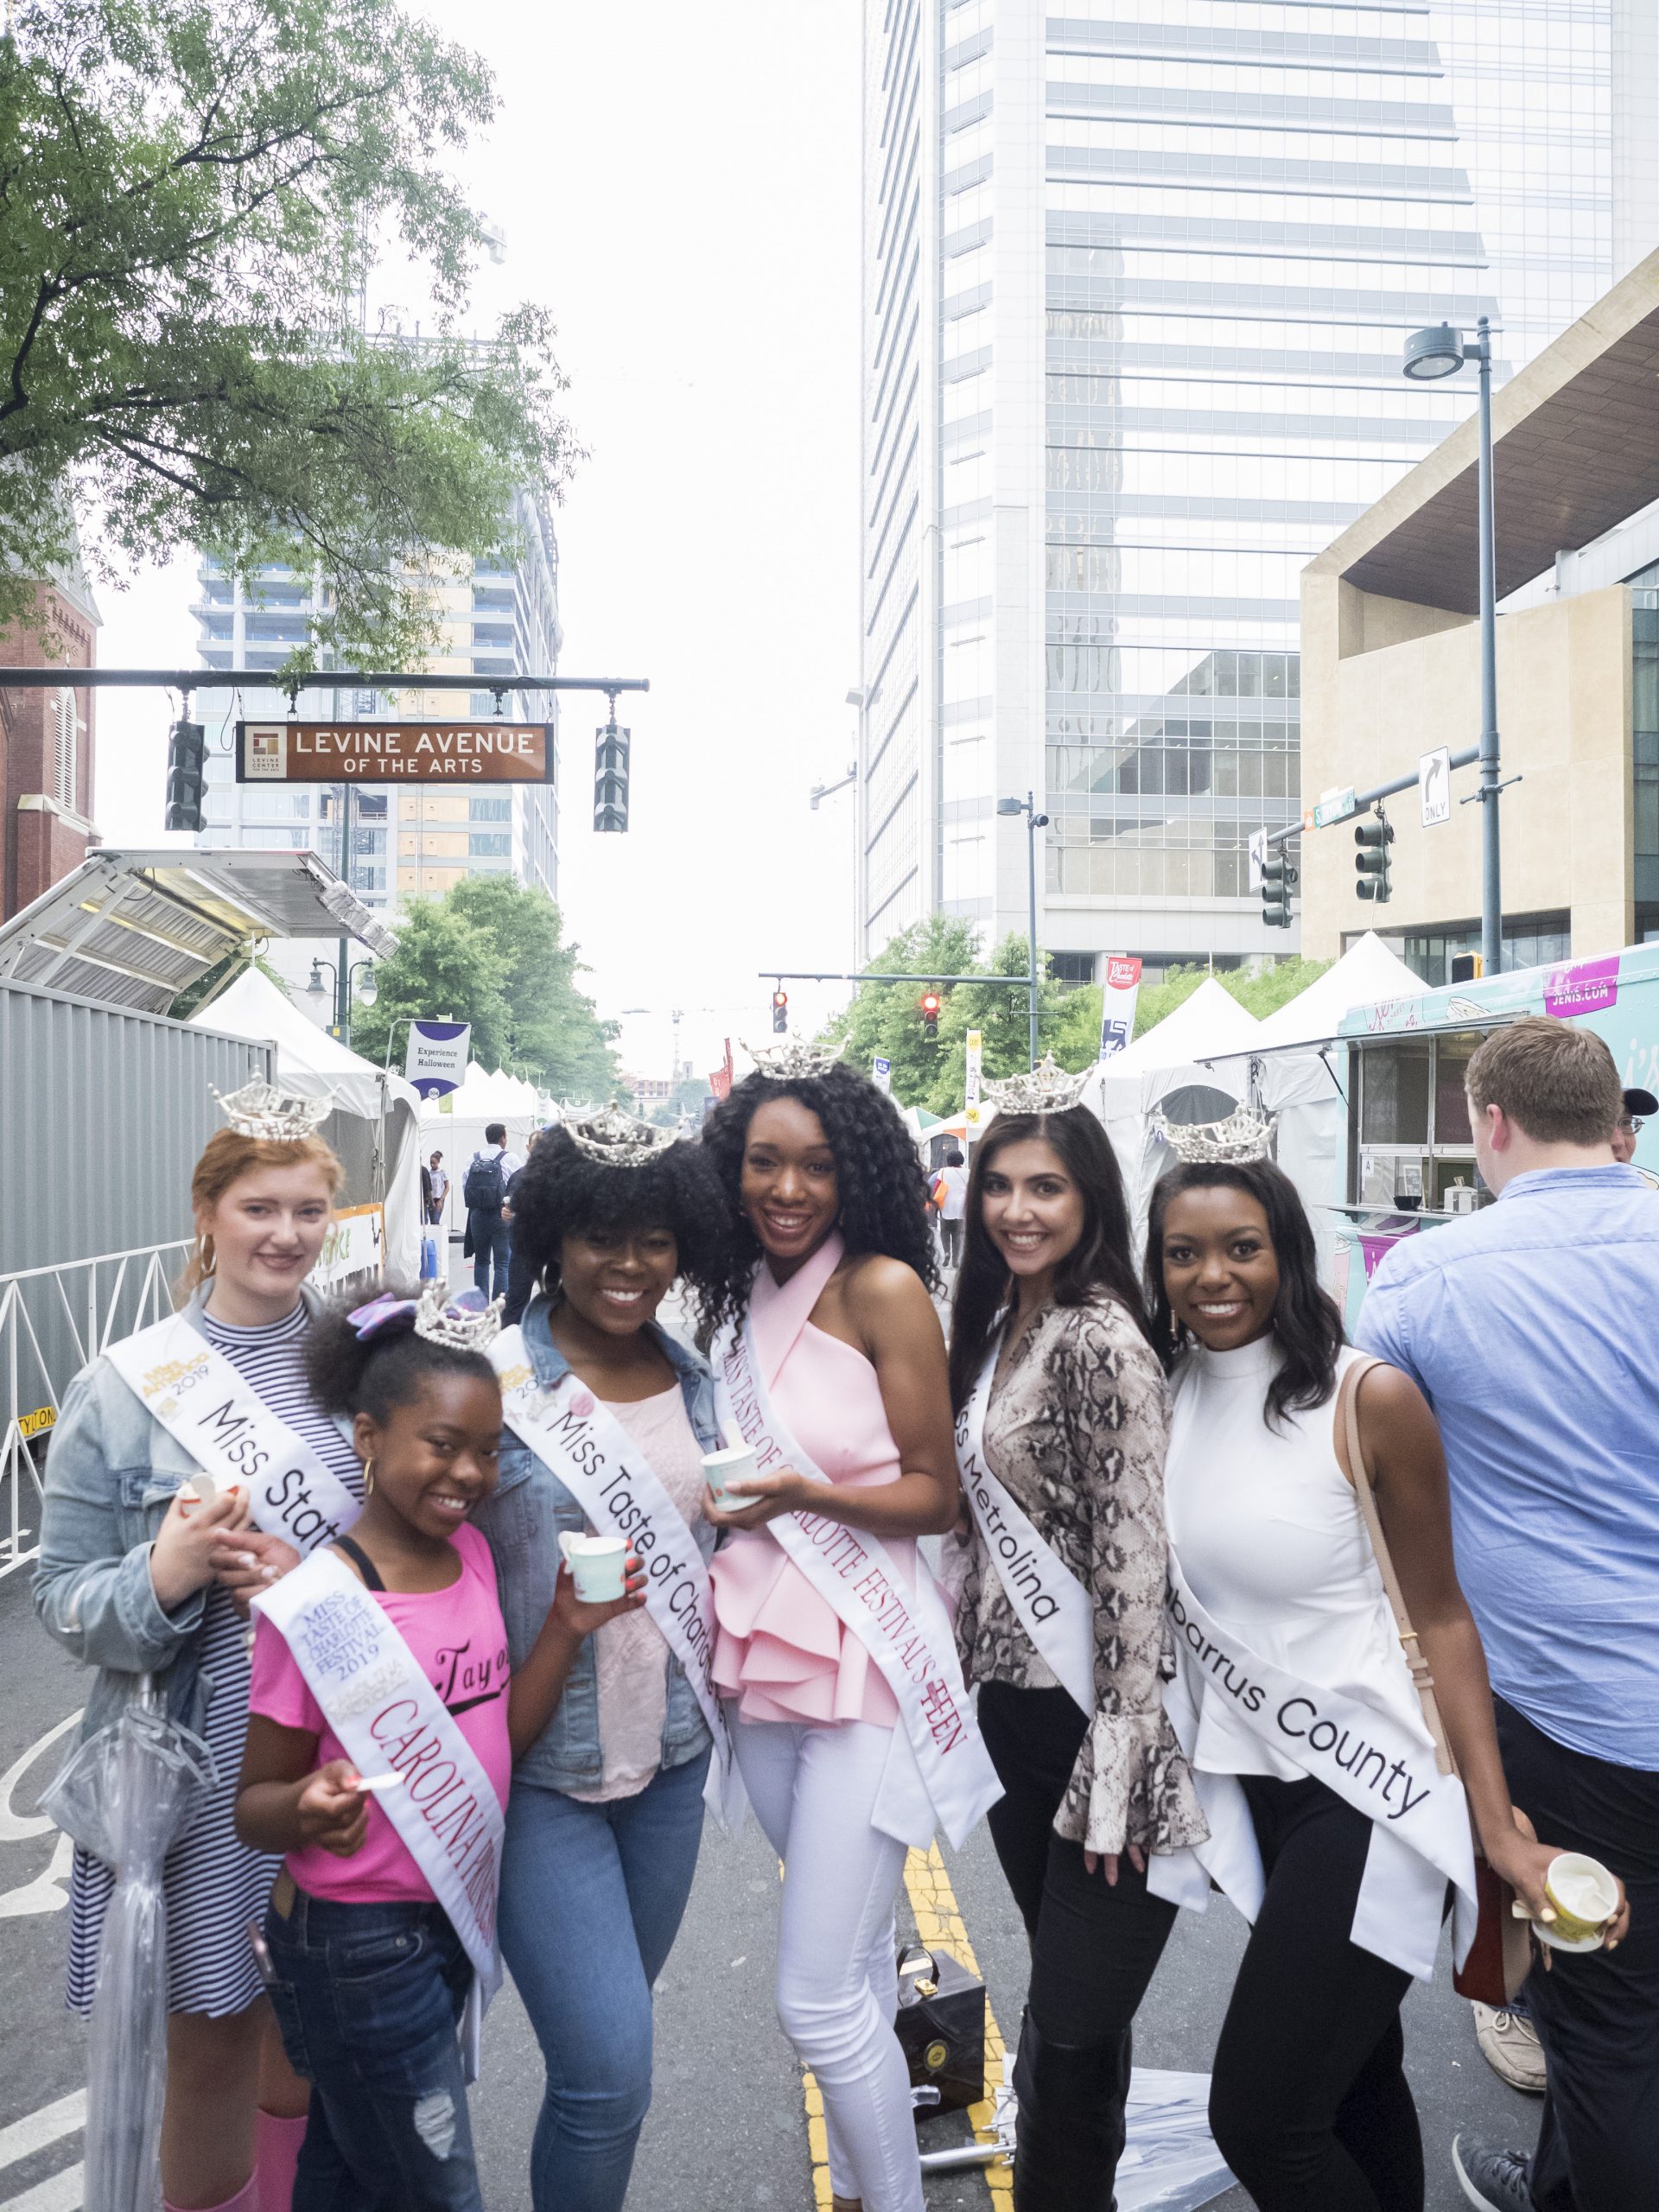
[0,849,398,1015]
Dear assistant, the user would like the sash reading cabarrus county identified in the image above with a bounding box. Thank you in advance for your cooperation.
[236,721,554,783]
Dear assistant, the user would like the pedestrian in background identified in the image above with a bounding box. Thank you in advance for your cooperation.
[935,1146,969,1269]
[1358,1019,1656,2212]
[1150,1152,1570,2212]
[701,1050,998,2212]
[946,1084,1206,2209]
[475,1117,734,2212]
[426,1149,448,1225]
[463,1120,518,1302]
[34,1101,359,2212]
[1611,1083,1655,1165]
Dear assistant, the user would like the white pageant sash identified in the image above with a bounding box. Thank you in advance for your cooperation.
[490,1329,741,1822]
[955,1334,1095,1715]
[255,1548,505,1993]
[108,1314,360,1554]
[1146,1554,1478,1981]
[714,1318,1001,1850]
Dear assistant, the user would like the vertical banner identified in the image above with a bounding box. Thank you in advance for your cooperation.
[1097,957,1143,1061]
[872,1055,893,1095]
[963,1028,985,1136]
[405,1020,472,1100]
[709,1039,734,1102]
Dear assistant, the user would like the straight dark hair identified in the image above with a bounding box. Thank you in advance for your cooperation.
[1145,1160,1344,1428]
[948,1108,1155,1412]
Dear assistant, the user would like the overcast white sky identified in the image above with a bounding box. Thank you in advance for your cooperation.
[92,1,863,1084]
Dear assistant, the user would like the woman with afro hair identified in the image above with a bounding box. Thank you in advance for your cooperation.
[700,1052,995,2212]
[470,1116,735,2212]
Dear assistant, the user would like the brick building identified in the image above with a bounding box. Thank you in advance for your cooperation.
[0,569,99,920]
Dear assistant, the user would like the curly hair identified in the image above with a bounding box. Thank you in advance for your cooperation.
[505,1125,734,1313]
[305,1282,499,1427]
[1145,1160,1344,1429]
[699,1065,940,1335]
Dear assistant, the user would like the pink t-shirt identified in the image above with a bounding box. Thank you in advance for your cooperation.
[248,1523,512,1904]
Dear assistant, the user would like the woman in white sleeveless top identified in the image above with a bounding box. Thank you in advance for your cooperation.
[1147,1158,1572,2212]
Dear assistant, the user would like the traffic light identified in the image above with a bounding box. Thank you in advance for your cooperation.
[771,988,788,1034]
[164,720,207,833]
[919,989,941,1040]
[1354,811,1394,902]
[1260,851,1294,929]
[594,719,631,832]
[1450,951,1484,984]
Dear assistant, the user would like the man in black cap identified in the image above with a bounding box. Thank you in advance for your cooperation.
[1612,1085,1656,1165]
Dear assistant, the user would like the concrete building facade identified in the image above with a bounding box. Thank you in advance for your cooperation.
[1,574,99,921]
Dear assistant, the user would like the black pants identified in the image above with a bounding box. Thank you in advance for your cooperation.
[1208,1774,1421,2212]
[977,1681,1177,2042]
[469,1213,511,1301]
[1493,1699,1659,2212]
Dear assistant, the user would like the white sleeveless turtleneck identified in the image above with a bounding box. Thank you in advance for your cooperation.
[1164,1335,1426,1783]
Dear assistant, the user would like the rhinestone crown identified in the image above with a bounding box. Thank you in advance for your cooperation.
[414,1282,504,1352]
[982,1053,1092,1116]
[1153,1105,1277,1166]
[563,1103,679,1168]
[742,1039,843,1082]
[213,1079,335,1141]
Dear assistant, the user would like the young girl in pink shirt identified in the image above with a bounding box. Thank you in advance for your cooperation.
[236,1286,642,2212]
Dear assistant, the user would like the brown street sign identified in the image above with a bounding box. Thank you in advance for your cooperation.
[235,720,554,784]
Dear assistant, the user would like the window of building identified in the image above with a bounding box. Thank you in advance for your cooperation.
[470,795,512,822]
[1351,1032,1485,1214]
[1047,951,1096,985]
[240,789,311,821]
[1400,913,1570,988]
[473,623,515,646]
[354,791,389,819]
[473,656,514,677]
[469,832,512,856]
[53,690,78,812]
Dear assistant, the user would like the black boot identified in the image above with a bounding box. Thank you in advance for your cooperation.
[1012,2011,1132,2212]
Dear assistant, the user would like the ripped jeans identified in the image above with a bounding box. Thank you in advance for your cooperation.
[264,1886,482,2212]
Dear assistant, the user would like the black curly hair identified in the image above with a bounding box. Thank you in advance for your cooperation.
[305,1282,499,1427]
[506,1124,734,1315]
[699,1064,941,1334]
[1145,1160,1344,1429]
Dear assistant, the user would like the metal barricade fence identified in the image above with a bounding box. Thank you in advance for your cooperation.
[0,1241,191,1578]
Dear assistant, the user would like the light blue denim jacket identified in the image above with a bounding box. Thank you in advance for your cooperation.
[474,1293,721,1796]
[32,1282,347,1751]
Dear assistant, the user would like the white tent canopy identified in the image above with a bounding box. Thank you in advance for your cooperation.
[189,968,423,1279]
[1251,931,1421,1049]
[1103,976,1262,1076]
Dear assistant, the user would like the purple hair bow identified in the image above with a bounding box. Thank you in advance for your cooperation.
[347,1292,420,1342]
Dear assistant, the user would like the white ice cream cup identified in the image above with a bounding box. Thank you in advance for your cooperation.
[557,1531,628,1603]
[702,1444,760,1511]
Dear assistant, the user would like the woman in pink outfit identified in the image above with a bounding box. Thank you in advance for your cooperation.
[701,1049,988,2212]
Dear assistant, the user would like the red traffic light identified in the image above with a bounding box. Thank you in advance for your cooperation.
[919,991,941,1018]
[772,989,788,1009]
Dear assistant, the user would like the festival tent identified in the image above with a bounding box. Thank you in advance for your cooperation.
[188,967,424,1281]
[420,1061,544,1241]
[1249,931,1421,1050]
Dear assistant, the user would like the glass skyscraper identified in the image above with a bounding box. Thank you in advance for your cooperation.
[857,0,1657,975]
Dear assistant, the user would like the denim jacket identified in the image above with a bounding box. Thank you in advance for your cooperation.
[474,1294,722,1795]
[32,1282,345,1751]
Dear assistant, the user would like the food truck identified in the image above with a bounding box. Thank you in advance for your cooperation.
[1325,941,1659,1326]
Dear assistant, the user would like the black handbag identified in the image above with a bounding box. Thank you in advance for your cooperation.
[893,1942,988,2115]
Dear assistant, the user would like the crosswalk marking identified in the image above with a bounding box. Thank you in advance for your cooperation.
[0,2095,85,2176]
[0,2165,81,2212]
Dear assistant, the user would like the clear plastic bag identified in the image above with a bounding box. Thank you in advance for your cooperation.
[41,1682,217,2212]
[1117,2068,1236,2212]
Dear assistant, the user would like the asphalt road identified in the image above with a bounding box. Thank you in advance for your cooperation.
[0,1543,1546,2212]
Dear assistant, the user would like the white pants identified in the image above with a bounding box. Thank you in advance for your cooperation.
[732,1716,924,2212]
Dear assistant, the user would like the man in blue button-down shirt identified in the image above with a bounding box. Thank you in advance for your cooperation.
[1357,1017,1659,2212]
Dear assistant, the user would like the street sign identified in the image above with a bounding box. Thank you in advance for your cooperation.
[963,1028,984,1132]
[1248,829,1268,891]
[1311,785,1357,830]
[405,1020,471,1099]
[1419,747,1452,827]
[1097,955,1142,1062]
[236,720,554,784]
[872,1055,892,1094]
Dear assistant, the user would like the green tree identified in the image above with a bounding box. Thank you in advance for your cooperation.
[0,0,575,664]
[349,899,511,1071]
[929,937,1070,1114]
[447,877,619,1098]
[821,917,983,1108]
[1227,956,1332,1020]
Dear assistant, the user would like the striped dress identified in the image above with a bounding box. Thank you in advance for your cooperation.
[67,1303,365,2017]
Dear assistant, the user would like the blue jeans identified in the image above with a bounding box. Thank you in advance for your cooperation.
[471,1215,511,1300]
[498,1746,709,2212]
[264,1889,481,2212]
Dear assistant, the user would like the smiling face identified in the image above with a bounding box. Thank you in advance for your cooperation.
[558,1223,678,1335]
[1159,1183,1281,1351]
[198,1161,334,1311]
[740,1096,840,1268]
[354,1372,503,1541]
[978,1136,1086,1287]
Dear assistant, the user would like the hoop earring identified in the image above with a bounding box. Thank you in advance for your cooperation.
[362,1458,375,1498]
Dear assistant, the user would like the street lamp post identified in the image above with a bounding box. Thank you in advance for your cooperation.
[308,956,378,1047]
[997,791,1050,1070]
[1402,315,1503,974]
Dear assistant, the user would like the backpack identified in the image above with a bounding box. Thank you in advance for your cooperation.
[463,1151,505,1215]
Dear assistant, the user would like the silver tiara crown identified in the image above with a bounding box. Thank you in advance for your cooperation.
[213,1079,335,1141]
[414,1281,504,1352]
[742,1039,842,1082]
[982,1053,1092,1116]
[1154,1105,1277,1165]
[563,1103,678,1168]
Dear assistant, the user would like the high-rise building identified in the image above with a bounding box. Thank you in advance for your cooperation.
[194,486,562,915]
[857,0,1659,981]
